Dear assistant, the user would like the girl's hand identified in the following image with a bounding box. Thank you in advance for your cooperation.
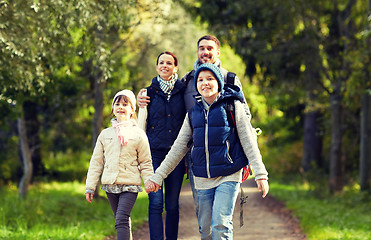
[137,89,150,108]
[145,180,161,193]
[85,193,94,203]
[256,179,269,198]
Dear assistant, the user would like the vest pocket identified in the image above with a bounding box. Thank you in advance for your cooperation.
[226,140,233,164]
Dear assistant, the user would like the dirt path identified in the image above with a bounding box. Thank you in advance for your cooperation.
[133,179,307,240]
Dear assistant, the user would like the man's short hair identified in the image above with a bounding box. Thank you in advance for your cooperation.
[197,35,221,49]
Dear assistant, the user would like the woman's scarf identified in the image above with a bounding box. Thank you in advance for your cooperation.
[157,73,178,97]
[111,119,137,146]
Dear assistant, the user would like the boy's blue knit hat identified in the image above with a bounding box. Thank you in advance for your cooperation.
[194,63,224,94]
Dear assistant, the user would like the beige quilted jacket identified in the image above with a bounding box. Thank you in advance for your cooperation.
[85,126,153,192]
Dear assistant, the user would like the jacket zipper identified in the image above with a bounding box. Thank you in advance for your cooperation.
[204,109,211,178]
[226,140,233,163]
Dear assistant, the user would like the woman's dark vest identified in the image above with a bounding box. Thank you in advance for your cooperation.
[190,96,248,178]
[146,77,186,153]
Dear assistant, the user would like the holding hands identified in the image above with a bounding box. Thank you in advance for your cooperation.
[145,180,161,193]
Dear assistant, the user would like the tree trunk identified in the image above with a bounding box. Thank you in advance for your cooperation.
[23,101,44,178]
[92,22,105,150]
[92,71,105,198]
[302,48,323,172]
[329,88,344,193]
[17,111,33,199]
[92,74,104,149]
[360,0,371,192]
[302,111,323,171]
[360,90,371,191]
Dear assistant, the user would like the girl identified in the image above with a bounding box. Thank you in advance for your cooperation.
[145,63,269,240]
[85,89,154,240]
[139,51,186,240]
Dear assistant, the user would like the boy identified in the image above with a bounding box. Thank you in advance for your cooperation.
[145,63,268,239]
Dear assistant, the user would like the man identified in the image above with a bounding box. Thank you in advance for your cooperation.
[181,35,251,117]
[138,35,251,218]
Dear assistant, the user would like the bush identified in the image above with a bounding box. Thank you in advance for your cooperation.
[263,141,303,177]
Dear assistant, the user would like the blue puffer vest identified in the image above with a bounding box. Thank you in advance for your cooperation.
[146,77,186,153]
[190,86,248,178]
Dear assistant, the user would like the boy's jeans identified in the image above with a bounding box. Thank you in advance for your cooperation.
[196,181,240,240]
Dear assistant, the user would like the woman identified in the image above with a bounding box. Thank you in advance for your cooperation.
[140,51,186,240]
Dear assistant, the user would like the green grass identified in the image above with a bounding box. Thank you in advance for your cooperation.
[0,181,149,240]
[269,180,371,240]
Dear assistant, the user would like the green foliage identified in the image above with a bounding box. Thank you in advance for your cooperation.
[263,141,303,176]
[182,0,370,190]
[0,181,149,239]
[42,150,91,182]
[0,136,18,184]
[270,180,371,240]
[0,0,208,185]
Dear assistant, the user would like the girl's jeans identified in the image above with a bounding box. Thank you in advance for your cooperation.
[196,181,240,240]
[148,151,185,240]
[106,191,138,240]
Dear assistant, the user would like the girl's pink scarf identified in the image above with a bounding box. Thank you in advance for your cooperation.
[111,119,137,145]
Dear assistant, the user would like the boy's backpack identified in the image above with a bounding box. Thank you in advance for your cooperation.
[223,99,253,182]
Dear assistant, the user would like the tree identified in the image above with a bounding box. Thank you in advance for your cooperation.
[0,0,162,197]
[359,0,371,191]
[182,0,369,192]
[1,0,70,197]
[0,0,207,196]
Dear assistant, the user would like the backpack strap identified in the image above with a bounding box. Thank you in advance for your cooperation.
[226,71,236,85]
[239,186,248,227]
[184,70,195,86]
[224,99,236,128]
